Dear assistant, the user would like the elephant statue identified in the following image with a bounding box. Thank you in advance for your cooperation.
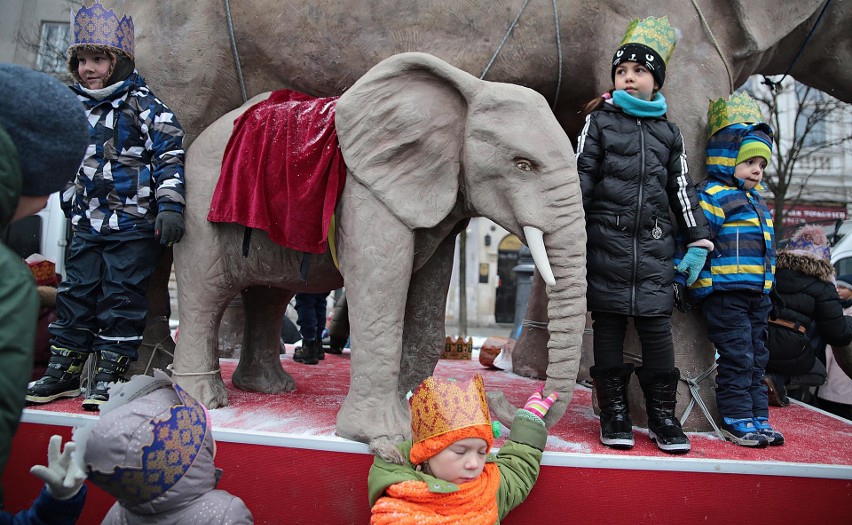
[121,0,850,160]
[171,52,587,454]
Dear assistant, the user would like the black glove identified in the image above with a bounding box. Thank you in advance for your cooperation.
[673,272,691,313]
[154,210,185,245]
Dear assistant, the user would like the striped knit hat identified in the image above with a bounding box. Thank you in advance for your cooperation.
[706,122,774,187]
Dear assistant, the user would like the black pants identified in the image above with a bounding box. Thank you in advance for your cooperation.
[295,292,330,341]
[591,311,675,371]
[49,233,163,360]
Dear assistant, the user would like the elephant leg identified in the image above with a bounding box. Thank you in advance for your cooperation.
[512,269,551,378]
[171,257,230,408]
[232,286,296,393]
[399,233,457,396]
[335,183,413,451]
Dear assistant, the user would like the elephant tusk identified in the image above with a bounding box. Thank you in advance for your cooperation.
[523,226,556,286]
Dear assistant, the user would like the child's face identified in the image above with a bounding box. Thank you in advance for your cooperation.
[734,156,767,190]
[424,437,488,485]
[614,61,658,101]
[836,285,852,301]
[77,50,113,89]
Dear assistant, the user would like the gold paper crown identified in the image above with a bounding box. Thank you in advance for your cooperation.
[70,2,134,59]
[706,92,765,137]
[410,375,491,444]
[619,16,677,64]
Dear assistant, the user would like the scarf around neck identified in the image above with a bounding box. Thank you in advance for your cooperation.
[611,90,667,117]
[370,463,501,525]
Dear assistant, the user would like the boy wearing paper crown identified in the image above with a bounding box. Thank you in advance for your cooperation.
[688,92,781,447]
[26,2,187,410]
[368,375,557,524]
[577,16,711,453]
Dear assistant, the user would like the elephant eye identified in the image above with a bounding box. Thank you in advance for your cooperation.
[515,159,533,172]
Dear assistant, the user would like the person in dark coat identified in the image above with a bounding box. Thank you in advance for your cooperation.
[765,226,852,407]
[577,16,712,454]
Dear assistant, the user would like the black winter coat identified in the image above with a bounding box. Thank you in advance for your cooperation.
[577,103,710,316]
[768,251,852,375]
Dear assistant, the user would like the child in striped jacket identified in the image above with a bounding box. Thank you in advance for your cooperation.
[691,93,782,448]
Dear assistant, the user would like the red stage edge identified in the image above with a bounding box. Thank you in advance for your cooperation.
[5,409,851,524]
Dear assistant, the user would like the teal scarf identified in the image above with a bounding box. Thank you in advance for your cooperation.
[612,90,667,117]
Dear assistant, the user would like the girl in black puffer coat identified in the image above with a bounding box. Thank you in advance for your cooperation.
[578,17,712,455]
[766,225,852,405]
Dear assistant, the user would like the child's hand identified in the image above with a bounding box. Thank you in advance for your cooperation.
[30,435,86,500]
[154,210,186,246]
[523,388,559,420]
[675,246,708,286]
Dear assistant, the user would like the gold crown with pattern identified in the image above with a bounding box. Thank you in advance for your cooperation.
[70,2,134,59]
[707,92,766,137]
[619,16,677,65]
[410,375,491,444]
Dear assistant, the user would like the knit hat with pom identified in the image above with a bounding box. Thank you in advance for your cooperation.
[784,224,831,261]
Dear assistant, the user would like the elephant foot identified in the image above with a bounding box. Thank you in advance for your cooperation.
[174,372,229,409]
[232,363,296,393]
[486,391,519,429]
[336,394,409,455]
[369,436,407,465]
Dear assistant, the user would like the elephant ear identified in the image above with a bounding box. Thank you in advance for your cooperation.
[335,52,475,230]
[731,0,826,51]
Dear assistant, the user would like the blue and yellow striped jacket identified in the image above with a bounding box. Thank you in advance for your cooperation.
[690,123,775,299]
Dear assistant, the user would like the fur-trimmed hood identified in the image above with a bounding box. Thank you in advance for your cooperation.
[776,250,835,283]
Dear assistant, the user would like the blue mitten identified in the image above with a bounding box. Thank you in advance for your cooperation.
[675,246,708,286]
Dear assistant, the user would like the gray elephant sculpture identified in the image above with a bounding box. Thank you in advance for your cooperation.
[171,52,587,453]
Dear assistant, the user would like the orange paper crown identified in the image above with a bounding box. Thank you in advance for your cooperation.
[409,375,492,446]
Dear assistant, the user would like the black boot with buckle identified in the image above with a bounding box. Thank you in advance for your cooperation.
[637,367,691,453]
[293,339,320,365]
[25,346,87,404]
[81,350,131,411]
[590,363,635,449]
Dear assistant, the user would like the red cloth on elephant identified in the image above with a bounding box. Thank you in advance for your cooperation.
[208,89,346,253]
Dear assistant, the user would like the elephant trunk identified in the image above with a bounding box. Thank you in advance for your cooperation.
[538,212,587,426]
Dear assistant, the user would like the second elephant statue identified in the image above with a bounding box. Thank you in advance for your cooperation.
[171,53,588,454]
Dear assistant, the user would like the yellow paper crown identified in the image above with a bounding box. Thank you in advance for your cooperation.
[619,16,677,64]
[70,2,134,59]
[706,92,765,137]
[410,375,491,444]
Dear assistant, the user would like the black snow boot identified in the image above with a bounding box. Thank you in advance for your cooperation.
[81,350,131,411]
[637,367,691,454]
[25,346,87,404]
[590,363,635,449]
[293,340,320,365]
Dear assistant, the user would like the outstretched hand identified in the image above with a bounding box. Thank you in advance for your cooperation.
[30,435,86,500]
[523,387,559,420]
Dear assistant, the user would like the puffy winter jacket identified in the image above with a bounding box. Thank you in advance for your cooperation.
[768,251,852,375]
[577,103,710,316]
[689,123,775,300]
[65,72,185,238]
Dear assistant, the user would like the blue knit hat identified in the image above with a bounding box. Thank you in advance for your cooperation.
[0,64,88,196]
[784,224,830,262]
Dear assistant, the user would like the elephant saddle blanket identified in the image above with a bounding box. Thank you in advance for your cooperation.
[208,89,346,254]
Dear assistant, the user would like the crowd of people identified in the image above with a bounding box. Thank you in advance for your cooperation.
[0,2,850,523]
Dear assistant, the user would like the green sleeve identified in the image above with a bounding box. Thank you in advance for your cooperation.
[495,409,547,520]
[0,246,38,489]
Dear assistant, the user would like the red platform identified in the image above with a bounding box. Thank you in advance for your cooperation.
[5,348,852,524]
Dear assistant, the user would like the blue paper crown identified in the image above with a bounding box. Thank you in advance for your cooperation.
[70,2,134,59]
[85,382,209,505]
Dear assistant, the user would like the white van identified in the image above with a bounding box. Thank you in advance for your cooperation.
[1,193,70,276]
[832,222,852,276]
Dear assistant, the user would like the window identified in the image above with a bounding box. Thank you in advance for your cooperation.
[35,22,70,74]
[794,83,827,147]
